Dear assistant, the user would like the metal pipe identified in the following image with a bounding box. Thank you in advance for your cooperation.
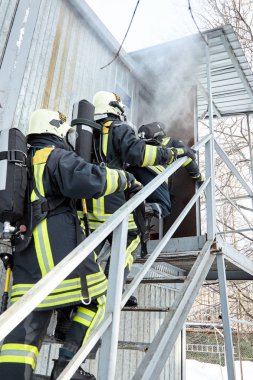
[214,139,253,197]
[216,253,236,380]
[98,218,129,380]
[205,37,217,240]
[246,114,253,207]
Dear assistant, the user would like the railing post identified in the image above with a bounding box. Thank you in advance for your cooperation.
[97,216,129,380]
[246,114,253,208]
[194,84,201,236]
[205,38,216,240]
[217,253,236,380]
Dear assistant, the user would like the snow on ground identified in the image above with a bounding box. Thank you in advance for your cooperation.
[186,360,253,380]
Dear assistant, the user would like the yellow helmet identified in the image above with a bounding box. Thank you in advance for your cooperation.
[93,91,126,121]
[27,109,74,139]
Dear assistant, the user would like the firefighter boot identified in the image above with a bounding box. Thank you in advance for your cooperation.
[50,357,96,380]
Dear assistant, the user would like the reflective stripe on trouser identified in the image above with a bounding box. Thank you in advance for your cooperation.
[102,233,140,283]
[123,234,140,282]
[0,310,52,380]
[62,295,106,354]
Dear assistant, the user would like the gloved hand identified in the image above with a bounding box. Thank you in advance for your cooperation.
[124,172,143,198]
[145,203,162,218]
[193,173,205,188]
[172,147,196,161]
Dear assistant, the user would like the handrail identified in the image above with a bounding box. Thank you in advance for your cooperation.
[0,133,210,341]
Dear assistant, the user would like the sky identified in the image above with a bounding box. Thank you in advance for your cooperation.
[85,0,203,52]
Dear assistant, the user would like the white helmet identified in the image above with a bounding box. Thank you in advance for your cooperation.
[93,91,126,121]
[27,109,74,139]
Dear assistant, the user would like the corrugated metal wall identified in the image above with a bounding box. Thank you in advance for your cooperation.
[0,0,19,67]
[1,0,143,133]
[0,1,183,379]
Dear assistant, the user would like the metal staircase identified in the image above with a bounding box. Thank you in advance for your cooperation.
[0,128,252,379]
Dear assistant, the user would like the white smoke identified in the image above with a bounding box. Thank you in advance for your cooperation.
[131,34,204,139]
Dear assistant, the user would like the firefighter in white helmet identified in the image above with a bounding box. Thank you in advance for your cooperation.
[0,109,137,380]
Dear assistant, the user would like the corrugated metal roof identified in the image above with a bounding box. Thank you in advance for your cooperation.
[130,24,253,119]
[198,24,253,117]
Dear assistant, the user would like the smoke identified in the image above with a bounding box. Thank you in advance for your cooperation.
[131,34,204,141]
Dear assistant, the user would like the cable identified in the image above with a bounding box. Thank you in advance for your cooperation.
[100,0,141,69]
[187,0,209,46]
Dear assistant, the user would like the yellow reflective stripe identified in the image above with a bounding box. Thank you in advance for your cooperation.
[103,167,118,196]
[33,218,54,277]
[11,278,81,293]
[73,316,90,327]
[32,147,54,165]
[182,157,192,167]
[76,306,96,318]
[77,210,84,218]
[0,343,38,369]
[30,189,38,202]
[10,277,107,308]
[125,235,140,268]
[1,344,38,356]
[88,279,108,298]
[82,302,106,345]
[0,356,36,369]
[32,159,54,276]
[141,145,157,166]
[87,270,106,284]
[102,132,109,157]
[92,197,105,216]
[73,307,96,327]
[31,163,44,202]
[88,213,137,230]
[161,137,171,146]
[148,166,168,184]
[149,165,165,175]
[97,295,106,305]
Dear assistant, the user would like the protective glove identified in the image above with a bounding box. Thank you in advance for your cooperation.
[145,202,162,218]
[172,147,196,161]
[125,172,143,194]
[116,170,137,193]
[193,173,205,188]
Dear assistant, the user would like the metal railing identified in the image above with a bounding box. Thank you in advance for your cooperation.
[0,133,213,378]
[0,129,251,379]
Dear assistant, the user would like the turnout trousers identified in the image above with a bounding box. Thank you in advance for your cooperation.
[0,296,106,380]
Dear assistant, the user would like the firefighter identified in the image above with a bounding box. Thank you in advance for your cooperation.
[0,109,137,380]
[133,121,205,219]
[85,91,195,306]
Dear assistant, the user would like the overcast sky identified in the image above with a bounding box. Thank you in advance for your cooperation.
[85,0,202,52]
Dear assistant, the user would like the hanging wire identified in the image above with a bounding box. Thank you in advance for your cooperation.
[100,0,141,69]
[187,0,209,46]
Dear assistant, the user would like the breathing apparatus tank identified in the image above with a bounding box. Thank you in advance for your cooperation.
[71,99,101,162]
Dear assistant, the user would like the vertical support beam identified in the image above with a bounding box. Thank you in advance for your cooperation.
[217,253,236,380]
[181,326,186,380]
[194,85,201,236]
[205,39,216,240]
[0,0,41,129]
[246,114,253,208]
[97,217,128,380]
